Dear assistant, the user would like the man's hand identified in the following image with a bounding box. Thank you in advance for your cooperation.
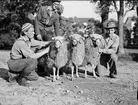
[99,48,108,54]
[40,41,53,49]
[44,41,54,47]
[44,47,50,53]
[37,34,42,41]
[99,48,104,53]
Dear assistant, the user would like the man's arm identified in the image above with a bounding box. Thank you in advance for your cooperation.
[103,36,119,54]
[34,6,43,36]
[31,38,52,49]
[19,41,50,59]
[107,36,119,54]
[53,14,60,36]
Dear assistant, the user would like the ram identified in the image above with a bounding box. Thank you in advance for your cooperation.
[38,36,69,82]
[81,33,102,78]
[68,34,85,79]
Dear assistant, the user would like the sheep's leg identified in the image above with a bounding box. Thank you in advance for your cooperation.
[85,66,88,78]
[76,65,79,78]
[71,65,74,81]
[44,66,50,77]
[56,68,60,80]
[92,64,97,78]
[53,67,56,82]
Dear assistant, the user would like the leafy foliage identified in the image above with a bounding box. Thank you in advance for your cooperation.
[133,18,138,43]
[0,0,38,49]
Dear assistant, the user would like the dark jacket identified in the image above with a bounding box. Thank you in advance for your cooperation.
[35,6,60,36]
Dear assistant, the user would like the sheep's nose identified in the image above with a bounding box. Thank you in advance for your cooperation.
[96,39,101,46]
[73,39,77,45]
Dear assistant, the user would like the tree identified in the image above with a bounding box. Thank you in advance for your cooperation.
[0,0,39,49]
[94,0,112,24]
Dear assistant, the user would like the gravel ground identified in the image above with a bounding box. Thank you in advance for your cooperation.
[0,50,138,105]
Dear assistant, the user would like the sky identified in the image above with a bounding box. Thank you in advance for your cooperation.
[60,1,137,23]
[61,1,101,20]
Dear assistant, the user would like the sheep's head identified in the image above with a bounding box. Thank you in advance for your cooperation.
[90,34,103,47]
[70,34,84,46]
[52,36,65,48]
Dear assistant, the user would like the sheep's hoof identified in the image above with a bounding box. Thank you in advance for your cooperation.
[76,74,79,78]
[71,77,74,81]
[84,75,88,78]
[93,75,98,78]
[52,78,56,82]
[56,76,60,80]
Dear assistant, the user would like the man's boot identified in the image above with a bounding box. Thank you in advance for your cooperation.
[17,77,29,86]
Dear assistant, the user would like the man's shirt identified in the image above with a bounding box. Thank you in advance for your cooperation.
[10,36,42,59]
[101,33,120,54]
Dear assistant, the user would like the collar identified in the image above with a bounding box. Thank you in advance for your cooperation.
[19,36,30,42]
[107,33,116,40]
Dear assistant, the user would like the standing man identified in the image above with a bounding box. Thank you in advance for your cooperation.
[7,23,51,86]
[35,0,62,41]
[98,21,119,78]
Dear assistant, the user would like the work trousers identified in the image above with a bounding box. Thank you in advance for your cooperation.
[7,58,39,81]
[97,53,118,76]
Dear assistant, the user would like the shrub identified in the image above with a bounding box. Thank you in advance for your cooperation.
[0,30,19,50]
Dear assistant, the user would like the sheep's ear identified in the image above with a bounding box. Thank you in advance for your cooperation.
[68,35,72,38]
[69,36,73,40]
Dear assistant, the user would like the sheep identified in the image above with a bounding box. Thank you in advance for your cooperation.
[38,36,69,82]
[80,33,103,78]
[68,34,85,79]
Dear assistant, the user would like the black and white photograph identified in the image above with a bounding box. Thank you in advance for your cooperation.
[0,0,138,105]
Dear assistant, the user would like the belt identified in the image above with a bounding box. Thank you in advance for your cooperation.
[45,25,52,27]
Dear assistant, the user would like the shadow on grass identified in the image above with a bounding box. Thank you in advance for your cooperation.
[129,53,138,62]
[0,68,9,81]
[37,65,96,78]
[118,53,138,62]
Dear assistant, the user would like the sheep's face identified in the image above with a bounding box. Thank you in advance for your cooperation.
[72,39,78,45]
[70,34,84,46]
[55,40,62,48]
[96,38,103,47]
[52,36,65,48]
[96,39,100,46]
[90,34,103,47]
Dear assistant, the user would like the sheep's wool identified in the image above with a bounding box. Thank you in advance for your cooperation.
[82,38,100,67]
[55,41,68,68]
[72,38,85,66]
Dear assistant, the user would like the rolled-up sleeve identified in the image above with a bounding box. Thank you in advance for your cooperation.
[31,39,42,48]
[19,41,34,58]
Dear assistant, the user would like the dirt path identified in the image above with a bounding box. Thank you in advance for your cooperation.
[0,50,138,105]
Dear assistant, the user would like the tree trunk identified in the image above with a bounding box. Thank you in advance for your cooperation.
[101,6,109,24]
[118,0,125,54]
[136,6,138,16]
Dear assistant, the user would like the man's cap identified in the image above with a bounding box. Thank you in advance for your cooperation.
[22,23,33,32]
[106,21,117,29]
